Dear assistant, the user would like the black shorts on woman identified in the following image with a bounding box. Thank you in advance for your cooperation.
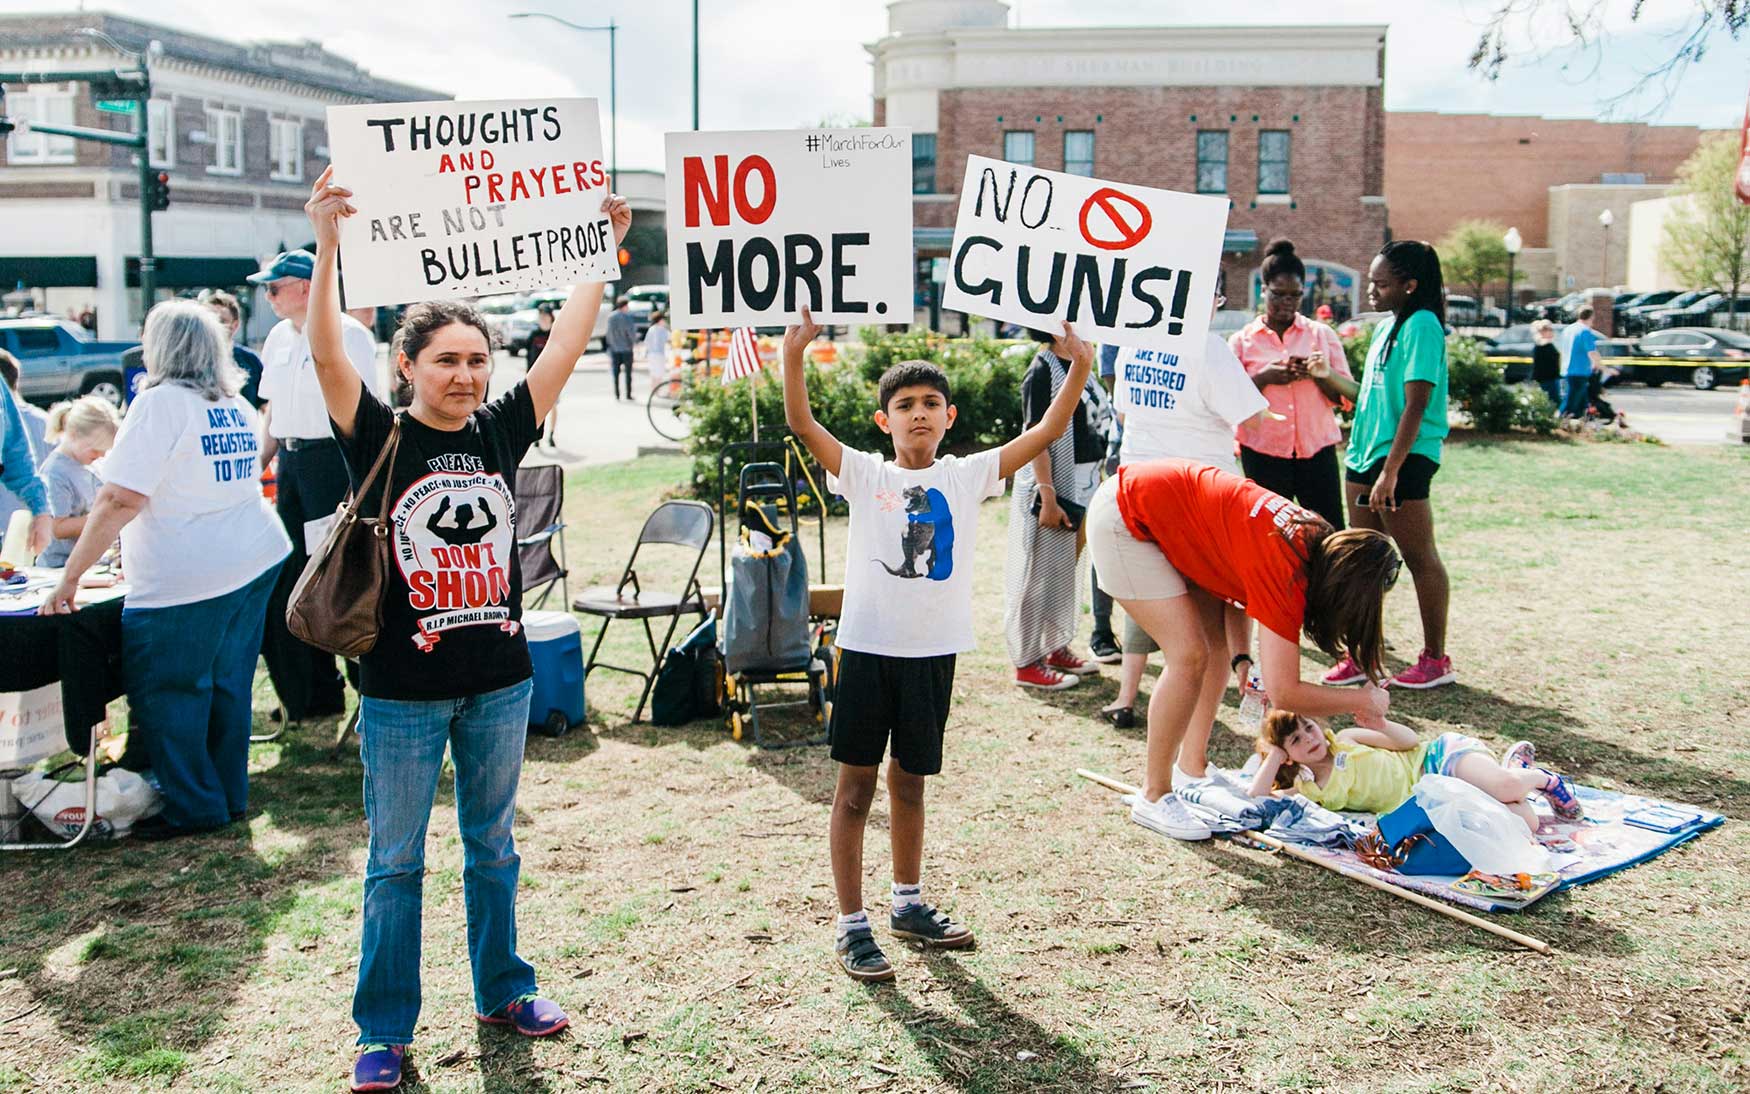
[1344,452,1440,503]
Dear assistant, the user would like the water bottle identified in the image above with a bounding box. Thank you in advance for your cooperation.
[1239,669,1269,727]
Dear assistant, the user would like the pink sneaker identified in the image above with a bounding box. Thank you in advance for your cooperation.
[1045,647,1099,674]
[1015,663,1079,690]
[1322,657,1368,686]
[1390,650,1456,690]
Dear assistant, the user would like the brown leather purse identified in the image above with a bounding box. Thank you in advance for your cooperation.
[286,422,400,657]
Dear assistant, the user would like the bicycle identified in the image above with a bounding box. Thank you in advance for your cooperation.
[646,370,687,442]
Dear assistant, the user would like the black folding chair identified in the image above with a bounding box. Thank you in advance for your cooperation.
[515,464,569,611]
[574,500,714,724]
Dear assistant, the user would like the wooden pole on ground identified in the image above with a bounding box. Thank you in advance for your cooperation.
[1073,768,1553,956]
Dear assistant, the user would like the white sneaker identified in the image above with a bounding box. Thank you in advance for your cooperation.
[1171,765,1210,792]
[1128,792,1213,841]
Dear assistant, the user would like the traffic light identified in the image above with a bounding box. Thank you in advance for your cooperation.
[617,246,631,267]
[147,170,170,211]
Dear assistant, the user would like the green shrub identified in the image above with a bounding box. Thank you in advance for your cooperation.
[1341,325,1373,382]
[1512,384,1559,435]
[681,330,1036,499]
[1445,335,1505,420]
[1470,382,1520,433]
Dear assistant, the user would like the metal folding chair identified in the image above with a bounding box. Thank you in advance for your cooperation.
[574,500,714,724]
[515,463,569,611]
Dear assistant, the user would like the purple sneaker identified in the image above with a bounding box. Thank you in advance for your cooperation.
[1389,651,1456,690]
[1322,656,1368,686]
[350,1044,405,1092]
[1502,741,1537,771]
[477,993,570,1037]
[1541,772,1584,821]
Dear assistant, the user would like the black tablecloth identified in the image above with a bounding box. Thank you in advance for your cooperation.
[0,597,126,757]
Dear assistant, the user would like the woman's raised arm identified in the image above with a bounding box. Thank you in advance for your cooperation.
[304,165,366,438]
[526,195,633,422]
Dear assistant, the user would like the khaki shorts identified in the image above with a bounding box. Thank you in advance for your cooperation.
[1085,477,1188,603]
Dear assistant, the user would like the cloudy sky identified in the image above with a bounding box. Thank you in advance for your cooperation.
[8,0,1743,172]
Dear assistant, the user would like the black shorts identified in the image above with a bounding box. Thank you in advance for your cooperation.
[1345,453,1440,503]
[829,649,956,776]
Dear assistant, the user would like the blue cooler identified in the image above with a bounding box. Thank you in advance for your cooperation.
[524,610,585,737]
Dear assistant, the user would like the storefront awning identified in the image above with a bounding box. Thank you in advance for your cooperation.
[1224,229,1259,255]
[0,256,98,288]
[126,257,263,289]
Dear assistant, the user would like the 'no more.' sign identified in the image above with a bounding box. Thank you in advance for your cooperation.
[942,155,1230,355]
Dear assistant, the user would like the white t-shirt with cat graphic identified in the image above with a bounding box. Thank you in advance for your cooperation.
[827,446,1004,658]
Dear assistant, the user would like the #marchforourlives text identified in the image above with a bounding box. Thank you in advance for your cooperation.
[200,406,260,483]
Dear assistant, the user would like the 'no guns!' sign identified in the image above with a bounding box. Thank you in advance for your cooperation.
[326,97,620,308]
[942,155,1229,355]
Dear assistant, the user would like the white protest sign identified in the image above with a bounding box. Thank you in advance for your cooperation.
[0,683,64,768]
[942,155,1229,355]
[664,128,914,329]
[326,98,620,308]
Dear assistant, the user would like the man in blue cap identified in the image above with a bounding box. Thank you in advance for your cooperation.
[250,249,382,721]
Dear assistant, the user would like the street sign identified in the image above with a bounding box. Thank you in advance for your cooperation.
[95,99,138,114]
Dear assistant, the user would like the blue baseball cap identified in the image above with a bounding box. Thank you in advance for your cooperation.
[247,249,315,283]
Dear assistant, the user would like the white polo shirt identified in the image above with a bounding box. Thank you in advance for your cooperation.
[257,314,381,440]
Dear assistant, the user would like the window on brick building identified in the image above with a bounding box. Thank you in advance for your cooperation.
[1195,130,1228,194]
[1003,130,1035,166]
[7,84,76,164]
[147,99,175,168]
[270,118,303,182]
[205,107,242,175]
[913,133,936,193]
[1063,130,1094,176]
[1258,130,1291,194]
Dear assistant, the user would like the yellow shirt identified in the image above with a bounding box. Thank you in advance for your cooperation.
[1294,730,1430,813]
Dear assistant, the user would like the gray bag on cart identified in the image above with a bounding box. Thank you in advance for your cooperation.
[722,523,811,675]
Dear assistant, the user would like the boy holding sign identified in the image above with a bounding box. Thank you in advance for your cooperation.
[781,307,1095,982]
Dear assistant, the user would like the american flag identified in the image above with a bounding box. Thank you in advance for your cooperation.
[723,327,763,384]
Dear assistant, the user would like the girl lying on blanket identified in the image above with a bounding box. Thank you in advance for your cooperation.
[1247,709,1582,830]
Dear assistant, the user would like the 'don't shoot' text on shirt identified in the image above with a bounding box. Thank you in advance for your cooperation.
[827,446,1005,658]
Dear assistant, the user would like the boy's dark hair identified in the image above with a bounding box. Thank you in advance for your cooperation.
[396,299,496,361]
[0,348,18,390]
[877,360,950,411]
[1024,327,1057,344]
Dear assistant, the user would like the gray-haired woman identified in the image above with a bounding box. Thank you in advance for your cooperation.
[41,300,291,841]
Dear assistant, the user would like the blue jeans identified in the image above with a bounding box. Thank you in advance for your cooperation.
[1538,378,1562,408]
[352,677,536,1046]
[121,562,281,830]
[1560,374,1591,418]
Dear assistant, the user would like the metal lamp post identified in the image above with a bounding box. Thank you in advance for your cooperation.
[1502,225,1522,325]
[1597,208,1614,286]
[509,13,617,190]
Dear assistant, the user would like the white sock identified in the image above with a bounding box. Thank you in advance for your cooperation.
[836,910,870,941]
[892,881,922,915]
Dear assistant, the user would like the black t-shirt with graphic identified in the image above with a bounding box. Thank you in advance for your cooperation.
[336,383,539,700]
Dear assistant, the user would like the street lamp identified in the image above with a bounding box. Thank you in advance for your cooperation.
[509,13,617,191]
[1502,226,1522,325]
[1597,208,1615,287]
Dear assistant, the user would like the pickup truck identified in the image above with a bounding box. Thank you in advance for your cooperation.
[0,318,139,408]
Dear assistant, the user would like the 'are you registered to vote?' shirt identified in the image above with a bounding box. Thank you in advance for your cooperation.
[336,383,540,701]
[828,446,1004,658]
[1114,332,1266,471]
[100,383,291,609]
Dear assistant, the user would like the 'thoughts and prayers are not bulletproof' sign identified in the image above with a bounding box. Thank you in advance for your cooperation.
[325,98,620,308]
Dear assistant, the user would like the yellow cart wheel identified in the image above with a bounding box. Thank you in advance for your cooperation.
[731,710,744,741]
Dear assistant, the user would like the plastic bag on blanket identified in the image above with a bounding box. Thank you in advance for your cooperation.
[1412,774,1557,876]
[13,767,162,840]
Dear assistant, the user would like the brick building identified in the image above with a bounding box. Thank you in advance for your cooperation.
[1384,111,1723,296]
[0,13,446,339]
[869,0,1390,326]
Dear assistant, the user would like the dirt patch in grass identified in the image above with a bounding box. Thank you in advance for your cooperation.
[1,443,1746,1092]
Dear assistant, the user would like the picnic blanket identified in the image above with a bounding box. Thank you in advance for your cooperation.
[1173,772,1724,913]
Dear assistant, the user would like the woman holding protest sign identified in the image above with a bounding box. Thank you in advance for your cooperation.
[302,165,631,1092]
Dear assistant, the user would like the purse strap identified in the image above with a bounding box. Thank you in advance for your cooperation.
[335,417,401,528]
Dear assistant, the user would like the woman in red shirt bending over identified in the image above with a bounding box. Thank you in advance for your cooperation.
[1084,459,1400,840]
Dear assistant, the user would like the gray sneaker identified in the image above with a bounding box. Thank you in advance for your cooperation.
[836,927,895,982]
[1129,791,1214,841]
[889,902,976,949]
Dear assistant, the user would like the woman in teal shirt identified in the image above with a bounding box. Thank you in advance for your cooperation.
[1327,240,1454,691]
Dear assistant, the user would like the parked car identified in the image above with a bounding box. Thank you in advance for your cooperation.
[1704,296,1750,331]
[0,318,139,408]
[477,294,535,355]
[1621,289,1706,333]
[507,285,615,354]
[621,284,669,336]
[1614,289,1682,334]
[1644,292,1722,330]
[1623,327,1750,389]
[1482,324,1537,383]
[1445,295,1506,327]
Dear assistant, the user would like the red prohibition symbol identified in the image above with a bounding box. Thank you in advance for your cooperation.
[1078,187,1153,251]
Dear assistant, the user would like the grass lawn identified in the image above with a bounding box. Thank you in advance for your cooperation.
[2,437,1747,1093]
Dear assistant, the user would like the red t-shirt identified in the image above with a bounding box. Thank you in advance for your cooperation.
[1116,459,1315,642]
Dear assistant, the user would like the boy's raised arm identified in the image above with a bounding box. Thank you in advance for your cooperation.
[998,322,1094,480]
[781,307,842,478]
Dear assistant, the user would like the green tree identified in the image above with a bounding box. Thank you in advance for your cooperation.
[1660,132,1750,332]
[1436,219,1511,314]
